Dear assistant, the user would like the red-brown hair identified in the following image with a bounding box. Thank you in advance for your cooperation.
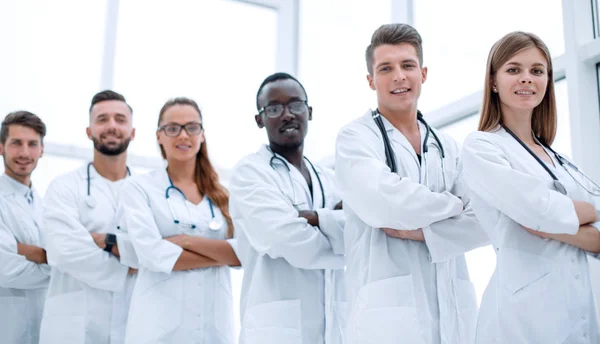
[158,98,234,238]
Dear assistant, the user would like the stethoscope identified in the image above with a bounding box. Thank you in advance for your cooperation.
[372,109,448,189]
[84,162,131,208]
[165,171,222,230]
[503,125,600,196]
[268,147,325,209]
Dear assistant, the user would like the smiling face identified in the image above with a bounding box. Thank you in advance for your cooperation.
[255,78,312,151]
[0,124,44,185]
[87,100,135,156]
[493,47,549,115]
[367,43,427,116]
[157,104,205,163]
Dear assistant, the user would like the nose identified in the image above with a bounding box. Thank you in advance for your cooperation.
[519,71,533,84]
[393,68,407,83]
[280,105,295,120]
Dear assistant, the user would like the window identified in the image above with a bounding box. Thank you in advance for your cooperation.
[0,0,108,148]
[113,0,278,169]
[298,0,392,163]
[414,0,565,113]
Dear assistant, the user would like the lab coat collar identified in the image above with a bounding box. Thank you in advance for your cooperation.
[374,109,427,167]
[0,173,33,198]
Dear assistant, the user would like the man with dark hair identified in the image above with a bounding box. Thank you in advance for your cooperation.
[229,72,347,344]
[40,90,138,344]
[0,111,50,343]
[336,23,487,343]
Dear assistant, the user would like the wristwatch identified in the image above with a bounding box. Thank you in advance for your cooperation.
[104,233,117,253]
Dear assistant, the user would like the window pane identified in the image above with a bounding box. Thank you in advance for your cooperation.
[438,114,480,144]
[415,0,565,113]
[0,0,107,148]
[553,79,572,157]
[113,0,277,169]
[298,0,392,162]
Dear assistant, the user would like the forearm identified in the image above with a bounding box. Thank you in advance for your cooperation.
[573,201,598,225]
[178,237,240,266]
[17,244,47,264]
[172,250,224,271]
[546,225,600,253]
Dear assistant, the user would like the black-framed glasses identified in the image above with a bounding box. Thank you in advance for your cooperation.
[158,122,203,137]
[258,100,308,118]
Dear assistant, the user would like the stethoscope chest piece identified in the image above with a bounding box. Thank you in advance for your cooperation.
[85,195,97,208]
[554,180,567,195]
[208,218,223,231]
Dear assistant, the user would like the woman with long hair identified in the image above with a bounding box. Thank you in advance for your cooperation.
[463,32,600,343]
[118,98,239,343]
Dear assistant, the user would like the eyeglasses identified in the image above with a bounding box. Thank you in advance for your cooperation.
[258,100,308,118]
[158,122,203,137]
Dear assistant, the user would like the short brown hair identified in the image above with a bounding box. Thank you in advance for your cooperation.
[89,90,133,114]
[366,23,424,75]
[478,31,557,144]
[0,111,47,144]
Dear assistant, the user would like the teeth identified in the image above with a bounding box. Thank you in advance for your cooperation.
[392,89,409,94]
[285,128,296,132]
[515,91,533,95]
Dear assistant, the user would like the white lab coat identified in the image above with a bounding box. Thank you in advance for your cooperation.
[0,174,50,344]
[229,145,347,344]
[117,168,236,344]
[40,164,137,344]
[335,110,488,344]
[462,128,600,344]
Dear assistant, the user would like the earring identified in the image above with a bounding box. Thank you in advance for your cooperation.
[492,86,498,93]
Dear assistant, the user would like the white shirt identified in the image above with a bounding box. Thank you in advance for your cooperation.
[229,145,347,344]
[0,173,50,344]
[117,168,236,344]
[335,110,488,344]
[40,163,137,344]
[463,128,600,344]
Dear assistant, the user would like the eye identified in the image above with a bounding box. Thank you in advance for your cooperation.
[403,64,416,69]
[29,142,38,147]
[532,68,545,75]
[379,66,391,72]
[507,68,518,73]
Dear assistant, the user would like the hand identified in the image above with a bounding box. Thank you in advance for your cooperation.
[523,226,551,238]
[334,201,343,210]
[128,268,138,275]
[17,243,48,264]
[165,234,193,249]
[381,228,425,241]
[90,232,106,249]
[298,210,319,227]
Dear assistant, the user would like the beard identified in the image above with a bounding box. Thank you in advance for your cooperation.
[92,135,131,156]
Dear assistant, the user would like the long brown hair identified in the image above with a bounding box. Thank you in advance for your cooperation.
[479,31,557,145]
[157,98,234,238]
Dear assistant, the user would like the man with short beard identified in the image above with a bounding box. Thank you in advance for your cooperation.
[0,111,50,344]
[40,90,139,344]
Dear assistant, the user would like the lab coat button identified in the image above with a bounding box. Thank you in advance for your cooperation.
[575,274,580,280]
[571,258,575,263]
[583,332,587,337]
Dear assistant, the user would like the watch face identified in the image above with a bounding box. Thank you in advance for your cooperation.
[106,234,117,245]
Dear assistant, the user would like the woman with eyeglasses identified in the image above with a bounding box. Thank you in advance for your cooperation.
[462,32,600,343]
[116,97,240,344]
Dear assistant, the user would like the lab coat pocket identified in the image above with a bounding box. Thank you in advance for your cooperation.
[214,269,235,343]
[242,299,302,344]
[500,249,570,343]
[348,275,423,344]
[39,291,86,344]
[0,297,28,343]
[127,272,183,342]
[454,278,478,344]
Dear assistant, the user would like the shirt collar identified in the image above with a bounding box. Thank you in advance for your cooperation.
[1,173,32,196]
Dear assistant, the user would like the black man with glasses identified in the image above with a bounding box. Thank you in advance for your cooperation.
[229,73,347,344]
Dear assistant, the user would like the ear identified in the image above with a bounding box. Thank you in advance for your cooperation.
[86,127,92,140]
[367,74,375,91]
[255,114,264,128]
[199,130,206,144]
[40,143,44,158]
[0,143,3,155]
[130,127,136,141]
[421,66,428,84]
[308,106,313,121]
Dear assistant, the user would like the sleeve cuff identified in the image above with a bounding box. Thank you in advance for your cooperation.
[226,238,242,270]
[315,208,345,255]
[116,233,139,269]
